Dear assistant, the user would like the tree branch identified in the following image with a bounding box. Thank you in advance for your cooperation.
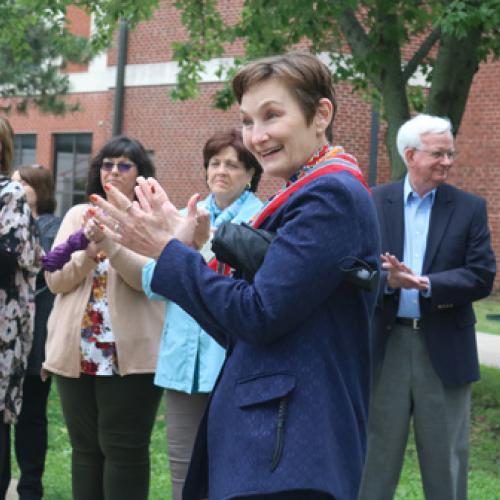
[402,28,441,83]
[338,8,383,90]
[426,26,482,133]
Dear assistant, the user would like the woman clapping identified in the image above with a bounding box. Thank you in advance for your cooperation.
[43,136,164,500]
[142,129,262,500]
[92,53,380,500]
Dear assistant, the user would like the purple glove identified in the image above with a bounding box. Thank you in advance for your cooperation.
[42,228,90,272]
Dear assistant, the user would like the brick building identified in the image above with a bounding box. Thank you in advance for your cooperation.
[6,1,500,285]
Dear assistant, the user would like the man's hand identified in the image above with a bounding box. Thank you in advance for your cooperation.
[382,253,429,291]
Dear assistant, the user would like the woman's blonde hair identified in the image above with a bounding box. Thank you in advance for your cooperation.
[0,116,14,175]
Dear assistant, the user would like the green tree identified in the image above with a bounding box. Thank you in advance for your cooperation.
[0,0,158,115]
[171,0,500,178]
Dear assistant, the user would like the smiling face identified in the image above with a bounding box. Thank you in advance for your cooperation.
[206,146,254,209]
[405,131,454,196]
[99,156,138,200]
[239,78,331,180]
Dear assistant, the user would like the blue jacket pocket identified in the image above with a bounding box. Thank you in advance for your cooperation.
[235,373,296,408]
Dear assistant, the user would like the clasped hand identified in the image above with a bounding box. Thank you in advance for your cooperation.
[382,253,429,291]
[88,177,211,259]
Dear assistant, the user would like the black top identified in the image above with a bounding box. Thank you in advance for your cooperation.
[27,213,61,375]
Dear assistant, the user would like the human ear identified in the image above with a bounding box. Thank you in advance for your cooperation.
[315,98,333,136]
[404,148,415,165]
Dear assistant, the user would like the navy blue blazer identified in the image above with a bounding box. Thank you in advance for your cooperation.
[372,181,496,387]
[151,171,380,500]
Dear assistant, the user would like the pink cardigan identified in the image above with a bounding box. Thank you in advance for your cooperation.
[44,204,164,378]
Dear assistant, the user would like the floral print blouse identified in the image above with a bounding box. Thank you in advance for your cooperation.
[0,176,42,423]
[80,259,118,376]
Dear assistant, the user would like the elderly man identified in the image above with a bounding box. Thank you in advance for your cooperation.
[359,114,496,500]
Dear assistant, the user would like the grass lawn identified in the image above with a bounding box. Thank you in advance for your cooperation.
[12,389,171,500]
[474,297,500,335]
[10,366,500,499]
[395,365,500,499]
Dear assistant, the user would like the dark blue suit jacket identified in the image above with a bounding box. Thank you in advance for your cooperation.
[152,171,380,500]
[372,181,496,387]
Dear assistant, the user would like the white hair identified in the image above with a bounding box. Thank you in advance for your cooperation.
[396,114,453,165]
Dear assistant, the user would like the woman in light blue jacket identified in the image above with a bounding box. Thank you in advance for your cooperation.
[143,129,263,500]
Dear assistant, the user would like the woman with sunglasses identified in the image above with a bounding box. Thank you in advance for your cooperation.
[43,136,164,500]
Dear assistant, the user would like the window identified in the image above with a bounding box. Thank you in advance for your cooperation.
[53,133,92,216]
[13,134,37,167]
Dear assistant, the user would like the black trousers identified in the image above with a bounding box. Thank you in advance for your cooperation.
[234,492,335,499]
[0,413,8,489]
[56,373,162,500]
[0,376,52,500]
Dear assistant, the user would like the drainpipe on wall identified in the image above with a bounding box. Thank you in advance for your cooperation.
[112,20,129,137]
[368,106,380,187]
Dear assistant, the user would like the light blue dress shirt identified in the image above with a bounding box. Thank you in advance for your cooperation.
[142,192,263,393]
[397,176,435,319]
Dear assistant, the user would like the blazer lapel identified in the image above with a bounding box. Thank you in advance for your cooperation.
[383,182,404,259]
[423,184,455,273]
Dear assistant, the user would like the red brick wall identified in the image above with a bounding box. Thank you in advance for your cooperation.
[8,92,112,169]
[117,81,375,206]
[451,59,500,269]
[5,0,499,288]
[108,0,246,66]
[64,6,91,73]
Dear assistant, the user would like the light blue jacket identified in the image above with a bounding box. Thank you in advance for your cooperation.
[142,192,263,393]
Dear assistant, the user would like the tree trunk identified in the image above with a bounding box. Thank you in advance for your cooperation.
[380,70,411,180]
[426,27,482,134]
[366,3,411,181]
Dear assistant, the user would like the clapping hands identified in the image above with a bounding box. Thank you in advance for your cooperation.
[83,208,106,261]
[88,177,211,259]
[382,253,430,291]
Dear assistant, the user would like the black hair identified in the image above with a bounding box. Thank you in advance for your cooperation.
[86,135,155,197]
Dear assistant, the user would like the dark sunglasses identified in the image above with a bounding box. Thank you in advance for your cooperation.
[101,161,135,173]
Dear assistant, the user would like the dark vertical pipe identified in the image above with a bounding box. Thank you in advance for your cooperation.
[112,20,128,137]
[368,107,380,187]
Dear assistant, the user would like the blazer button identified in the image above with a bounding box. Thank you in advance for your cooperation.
[386,325,392,331]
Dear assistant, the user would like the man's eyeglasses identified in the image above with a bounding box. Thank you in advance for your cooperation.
[416,149,457,161]
[101,161,135,173]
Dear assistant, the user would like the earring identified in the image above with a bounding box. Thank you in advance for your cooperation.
[246,182,252,190]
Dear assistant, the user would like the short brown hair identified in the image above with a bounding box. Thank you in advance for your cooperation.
[16,165,57,215]
[232,52,336,142]
[0,116,14,175]
[203,129,262,192]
